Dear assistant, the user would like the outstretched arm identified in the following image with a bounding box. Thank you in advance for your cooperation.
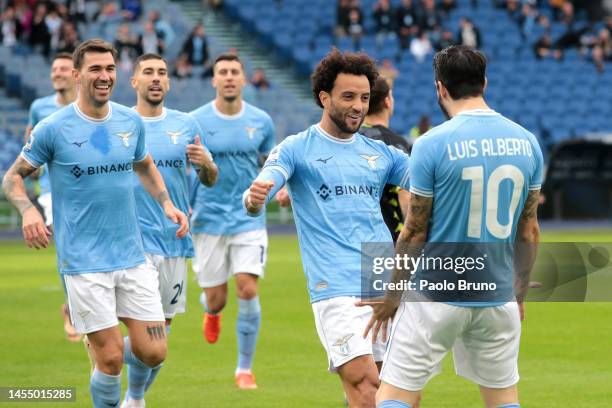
[2,156,51,248]
[133,155,189,238]
[243,168,287,216]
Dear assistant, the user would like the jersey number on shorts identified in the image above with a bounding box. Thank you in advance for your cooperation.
[171,281,184,305]
[461,164,525,239]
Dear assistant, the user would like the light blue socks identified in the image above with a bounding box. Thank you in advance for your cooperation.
[90,368,121,408]
[236,296,261,372]
[378,401,412,408]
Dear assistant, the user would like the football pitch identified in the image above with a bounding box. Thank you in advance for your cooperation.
[1,229,611,407]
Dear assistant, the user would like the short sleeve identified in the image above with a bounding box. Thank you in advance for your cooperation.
[408,137,436,198]
[261,135,296,183]
[134,116,148,162]
[28,104,38,127]
[386,145,411,189]
[529,134,544,190]
[259,116,276,156]
[21,121,53,167]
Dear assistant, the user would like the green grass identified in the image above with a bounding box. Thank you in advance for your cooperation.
[0,229,611,407]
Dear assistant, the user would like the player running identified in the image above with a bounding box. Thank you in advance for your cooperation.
[244,49,410,407]
[2,39,188,408]
[362,45,543,408]
[359,77,411,243]
[25,52,79,342]
[120,53,217,407]
[190,53,276,389]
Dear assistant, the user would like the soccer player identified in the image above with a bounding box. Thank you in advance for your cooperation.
[244,49,410,407]
[189,53,275,389]
[121,53,217,406]
[359,77,411,243]
[25,52,79,342]
[2,39,189,408]
[362,45,543,408]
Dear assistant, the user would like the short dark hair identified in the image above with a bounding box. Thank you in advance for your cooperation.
[73,39,118,70]
[368,77,391,115]
[433,45,486,100]
[213,53,244,74]
[53,52,73,63]
[133,53,167,73]
[311,48,379,108]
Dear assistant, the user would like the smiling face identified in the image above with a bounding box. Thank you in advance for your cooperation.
[131,57,169,106]
[212,59,245,103]
[50,57,75,94]
[321,73,370,134]
[74,51,116,107]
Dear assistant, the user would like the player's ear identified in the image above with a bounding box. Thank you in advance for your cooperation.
[130,76,138,90]
[319,91,329,108]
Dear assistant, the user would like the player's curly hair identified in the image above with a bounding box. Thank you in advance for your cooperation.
[311,48,379,108]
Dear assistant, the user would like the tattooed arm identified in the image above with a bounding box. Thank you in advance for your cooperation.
[514,190,541,320]
[133,155,189,238]
[2,157,51,249]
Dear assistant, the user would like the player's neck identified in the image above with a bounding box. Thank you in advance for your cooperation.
[447,97,490,118]
[319,116,354,140]
[215,98,243,116]
[363,112,389,128]
[76,98,109,119]
[56,89,76,106]
[136,100,164,117]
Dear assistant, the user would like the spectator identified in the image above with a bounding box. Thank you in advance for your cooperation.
[440,0,456,16]
[590,28,612,72]
[114,23,141,72]
[45,7,63,53]
[410,31,432,62]
[65,0,87,23]
[181,23,210,72]
[140,21,164,55]
[518,3,539,38]
[347,8,364,44]
[378,58,399,84]
[435,29,456,51]
[121,0,142,21]
[409,115,431,139]
[457,17,481,49]
[251,68,271,90]
[148,9,175,48]
[28,3,51,57]
[418,0,442,33]
[534,32,556,58]
[396,0,418,49]
[373,0,395,41]
[57,20,80,54]
[0,6,22,47]
[172,53,193,79]
[336,0,352,36]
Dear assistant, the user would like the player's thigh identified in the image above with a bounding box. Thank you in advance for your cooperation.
[453,302,521,389]
[115,262,165,324]
[192,232,231,288]
[147,253,188,319]
[311,296,385,372]
[63,271,118,335]
[121,317,167,367]
[228,229,268,278]
[380,300,468,392]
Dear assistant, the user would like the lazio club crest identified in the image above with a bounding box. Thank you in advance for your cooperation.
[166,131,181,145]
[115,132,131,147]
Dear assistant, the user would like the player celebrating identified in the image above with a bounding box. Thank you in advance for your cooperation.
[363,45,543,408]
[2,39,188,408]
[359,77,411,243]
[122,53,217,407]
[25,52,79,342]
[189,53,275,389]
[244,49,410,407]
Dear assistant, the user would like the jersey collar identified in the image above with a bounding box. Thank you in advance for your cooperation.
[314,124,356,144]
[212,101,245,120]
[456,108,499,116]
[139,107,167,122]
[73,102,112,123]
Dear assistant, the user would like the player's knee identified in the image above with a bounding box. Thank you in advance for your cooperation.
[207,292,227,313]
[236,283,257,300]
[354,375,378,407]
[97,347,124,375]
[138,342,167,368]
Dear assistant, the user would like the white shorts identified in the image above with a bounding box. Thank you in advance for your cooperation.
[37,192,52,226]
[63,262,165,334]
[380,299,521,391]
[312,296,389,372]
[146,253,187,319]
[192,229,268,288]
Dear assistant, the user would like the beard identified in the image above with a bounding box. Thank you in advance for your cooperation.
[144,94,163,106]
[438,95,451,120]
[328,103,364,134]
[223,94,238,103]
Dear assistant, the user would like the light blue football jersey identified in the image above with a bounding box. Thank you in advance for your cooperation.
[255,124,411,303]
[28,94,64,195]
[409,109,544,305]
[22,102,148,275]
[133,108,206,258]
[189,101,275,235]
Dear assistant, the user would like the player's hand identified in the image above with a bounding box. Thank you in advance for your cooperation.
[186,136,212,167]
[356,297,399,343]
[163,205,189,238]
[246,180,274,212]
[275,186,291,207]
[518,301,525,321]
[21,207,51,249]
